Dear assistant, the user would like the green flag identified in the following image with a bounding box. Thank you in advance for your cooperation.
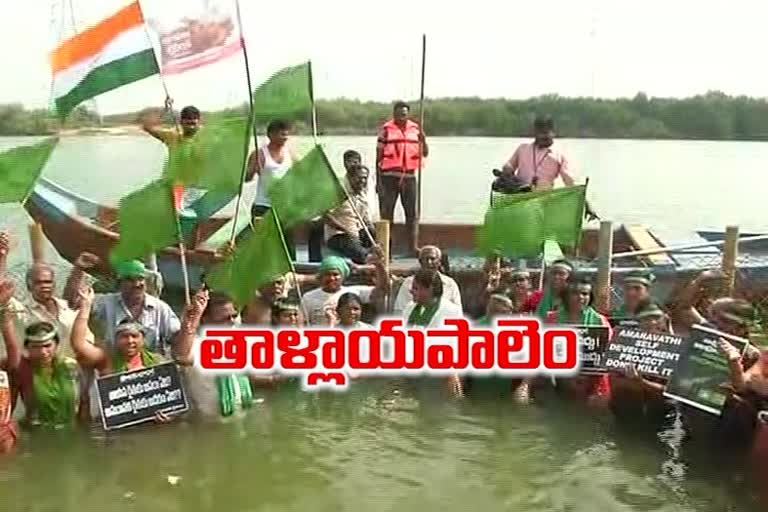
[205,209,292,307]
[111,179,178,263]
[252,62,312,122]
[477,185,587,258]
[0,138,58,203]
[163,115,252,192]
[267,144,345,229]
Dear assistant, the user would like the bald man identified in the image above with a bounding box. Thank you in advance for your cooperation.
[4,263,95,359]
[392,246,463,315]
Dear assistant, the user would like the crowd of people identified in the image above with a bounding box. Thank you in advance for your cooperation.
[0,103,766,503]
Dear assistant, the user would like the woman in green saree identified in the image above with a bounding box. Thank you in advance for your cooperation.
[527,259,574,318]
[403,269,464,397]
[0,278,89,428]
[71,287,173,423]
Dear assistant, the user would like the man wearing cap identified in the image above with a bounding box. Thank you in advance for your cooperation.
[392,246,462,316]
[68,254,180,355]
[610,270,655,327]
[301,254,389,326]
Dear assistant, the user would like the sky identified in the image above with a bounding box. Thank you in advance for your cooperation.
[2,0,768,114]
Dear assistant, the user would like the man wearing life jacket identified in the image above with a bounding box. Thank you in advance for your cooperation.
[376,101,429,256]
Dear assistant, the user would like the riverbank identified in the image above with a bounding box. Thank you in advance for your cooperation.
[5,91,768,140]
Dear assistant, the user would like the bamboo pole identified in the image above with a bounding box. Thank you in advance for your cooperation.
[376,220,391,312]
[595,220,613,314]
[721,225,739,296]
[612,233,768,260]
[414,34,426,251]
[28,223,45,263]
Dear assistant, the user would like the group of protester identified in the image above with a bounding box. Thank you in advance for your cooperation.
[0,104,766,504]
[1,223,767,476]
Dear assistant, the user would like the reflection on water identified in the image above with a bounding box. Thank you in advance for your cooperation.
[0,380,764,512]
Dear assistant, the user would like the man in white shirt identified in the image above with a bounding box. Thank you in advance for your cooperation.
[392,246,462,315]
[301,255,388,326]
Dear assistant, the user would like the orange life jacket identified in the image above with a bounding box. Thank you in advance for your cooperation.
[378,119,422,174]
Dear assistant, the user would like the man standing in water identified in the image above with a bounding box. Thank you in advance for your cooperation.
[376,101,428,256]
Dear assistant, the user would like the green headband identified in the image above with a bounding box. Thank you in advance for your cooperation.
[719,311,751,326]
[635,304,665,319]
[115,321,145,336]
[550,262,573,273]
[25,328,58,344]
[510,270,530,279]
[489,293,513,306]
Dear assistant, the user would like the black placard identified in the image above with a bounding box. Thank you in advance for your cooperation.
[576,325,610,375]
[96,362,189,431]
[609,317,639,329]
[602,328,684,380]
[663,325,749,416]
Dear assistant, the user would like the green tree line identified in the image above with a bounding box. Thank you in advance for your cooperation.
[5,91,768,140]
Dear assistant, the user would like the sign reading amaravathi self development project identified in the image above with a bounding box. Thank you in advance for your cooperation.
[96,362,188,431]
[603,328,684,380]
[663,325,749,415]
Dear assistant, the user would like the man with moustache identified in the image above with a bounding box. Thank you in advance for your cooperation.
[0,233,95,359]
[67,253,180,355]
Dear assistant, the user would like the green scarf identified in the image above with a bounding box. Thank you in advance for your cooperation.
[557,305,604,326]
[407,300,441,327]
[535,287,561,319]
[112,349,163,373]
[31,358,77,427]
[215,375,254,417]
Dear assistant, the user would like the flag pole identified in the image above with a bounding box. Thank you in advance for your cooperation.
[308,63,377,250]
[309,60,319,143]
[138,7,191,305]
[414,33,426,250]
[229,0,259,244]
[272,210,307,320]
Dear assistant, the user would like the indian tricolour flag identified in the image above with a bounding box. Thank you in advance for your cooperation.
[50,1,159,118]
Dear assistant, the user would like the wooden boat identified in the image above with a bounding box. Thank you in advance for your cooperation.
[24,177,768,310]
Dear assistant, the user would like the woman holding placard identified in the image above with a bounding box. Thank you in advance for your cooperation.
[70,286,173,424]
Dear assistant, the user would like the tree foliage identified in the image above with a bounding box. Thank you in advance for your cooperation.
[5,91,768,140]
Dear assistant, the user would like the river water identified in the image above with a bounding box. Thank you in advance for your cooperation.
[0,135,767,511]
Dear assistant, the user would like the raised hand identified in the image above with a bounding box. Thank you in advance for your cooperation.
[0,232,9,258]
[74,252,100,270]
[77,285,95,307]
[0,278,15,306]
[186,288,209,320]
[718,338,741,362]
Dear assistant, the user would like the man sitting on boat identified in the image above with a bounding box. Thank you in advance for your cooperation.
[392,246,462,316]
[246,119,298,260]
[500,116,597,219]
[67,254,180,356]
[301,255,389,326]
[323,164,377,265]
[501,116,573,191]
